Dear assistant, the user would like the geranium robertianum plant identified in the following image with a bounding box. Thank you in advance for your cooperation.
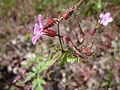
[12,0,113,89]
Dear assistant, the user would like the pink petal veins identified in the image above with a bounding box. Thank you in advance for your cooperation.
[99,13,104,18]
[34,23,40,34]
[38,14,43,28]
[104,12,110,17]
[102,21,108,26]
[107,17,113,22]
[32,34,42,45]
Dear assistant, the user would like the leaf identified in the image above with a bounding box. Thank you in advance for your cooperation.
[60,53,67,66]
[38,51,62,73]
[32,67,38,72]
[23,55,45,68]
[101,81,109,87]
[32,78,38,90]
[32,56,45,62]
[95,0,102,10]
[25,72,36,82]
[36,83,44,90]
[30,51,61,90]
[32,76,46,90]
[39,77,46,85]
[77,56,80,63]
[67,57,76,63]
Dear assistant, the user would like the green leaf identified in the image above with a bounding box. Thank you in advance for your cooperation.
[96,0,102,10]
[23,55,45,68]
[32,67,38,72]
[32,78,38,90]
[36,83,44,90]
[25,72,36,82]
[32,56,45,62]
[39,51,62,73]
[60,53,67,66]
[30,51,61,90]
[39,77,46,85]
[77,56,80,63]
[32,76,46,90]
[101,81,109,87]
[67,57,76,63]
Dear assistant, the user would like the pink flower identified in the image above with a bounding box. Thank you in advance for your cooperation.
[32,14,57,45]
[32,14,44,45]
[98,12,113,26]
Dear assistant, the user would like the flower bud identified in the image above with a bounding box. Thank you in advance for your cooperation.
[85,47,92,56]
[43,18,56,29]
[62,7,76,20]
[88,29,96,36]
[102,41,111,48]
[63,36,75,49]
[63,36,71,43]
[44,29,57,37]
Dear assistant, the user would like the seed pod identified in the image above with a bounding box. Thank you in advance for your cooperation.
[62,6,76,20]
[43,18,56,29]
[44,29,57,37]
[63,36,76,49]
[85,47,92,56]
[63,36,71,43]
[102,41,111,48]
[89,29,96,36]
[78,47,83,52]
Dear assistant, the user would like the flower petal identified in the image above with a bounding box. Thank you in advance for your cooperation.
[105,12,110,17]
[98,12,113,26]
[99,19,104,24]
[34,23,40,34]
[32,34,42,45]
[107,17,113,23]
[38,14,43,28]
[99,13,104,18]
[102,21,108,26]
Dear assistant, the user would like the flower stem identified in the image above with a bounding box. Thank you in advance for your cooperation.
[75,0,84,8]
[57,22,64,52]
[57,0,84,23]
[18,72,25,81]
[76,19,84,35]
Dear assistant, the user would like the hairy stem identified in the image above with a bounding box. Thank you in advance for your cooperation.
[75,0,84,8]
[57,0,84,23]
[76,19,84,35]
[57,22,64,52]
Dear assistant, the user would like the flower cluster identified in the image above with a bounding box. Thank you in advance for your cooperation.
[32,5,78,45]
